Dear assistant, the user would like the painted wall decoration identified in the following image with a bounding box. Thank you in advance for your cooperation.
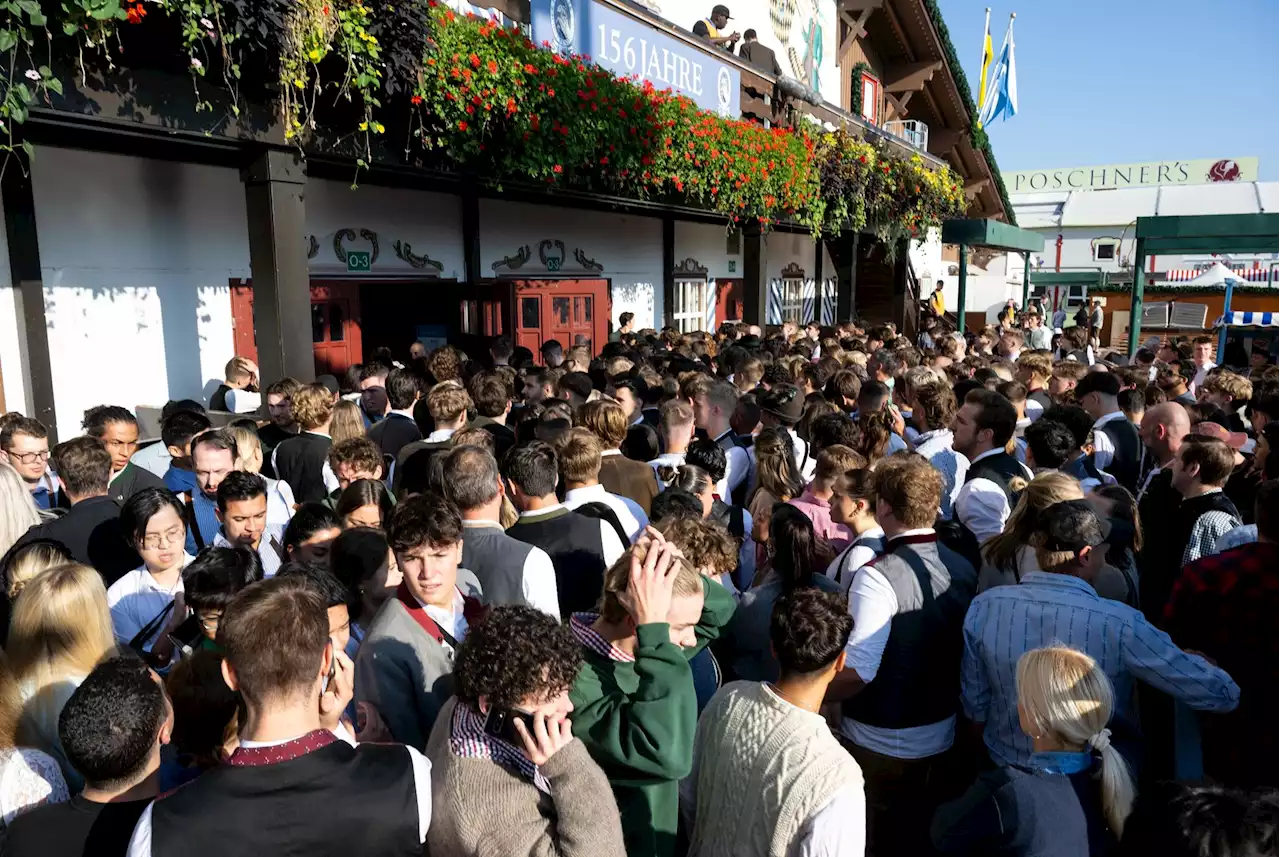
[492,239,607,273]
[626,0,837,104]
[318,228,445,274]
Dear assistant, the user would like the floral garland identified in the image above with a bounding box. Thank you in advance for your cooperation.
[0,0,968,239]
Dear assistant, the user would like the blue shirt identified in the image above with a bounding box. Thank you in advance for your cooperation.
[163,466,198,495]
[961,571,1240,767]
[185,490,221,555]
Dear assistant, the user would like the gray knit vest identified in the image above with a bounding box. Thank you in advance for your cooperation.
[461,525,534,609]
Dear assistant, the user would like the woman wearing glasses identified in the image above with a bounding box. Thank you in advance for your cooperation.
[107,487,194,665]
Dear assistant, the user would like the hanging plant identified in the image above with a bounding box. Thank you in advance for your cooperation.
[171,0,241,115]
[60,0,130,77]
[0,0,61,176]
[331,0,381,172]
[279,0,337,142]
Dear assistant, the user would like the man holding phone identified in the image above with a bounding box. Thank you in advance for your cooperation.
[426,605,626,856]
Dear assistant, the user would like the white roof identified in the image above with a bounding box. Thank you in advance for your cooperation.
[1010,181,1278,228]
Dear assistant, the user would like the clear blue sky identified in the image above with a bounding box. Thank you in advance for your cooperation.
[943,0,1280,180]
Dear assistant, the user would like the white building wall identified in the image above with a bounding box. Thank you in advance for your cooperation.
[478,199,663,328]
[762,230,818,279]
[305,181,465,279]
[31,146,247,441]
[673,221,739,279]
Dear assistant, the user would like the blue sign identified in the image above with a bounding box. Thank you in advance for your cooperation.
[532,0,741,117]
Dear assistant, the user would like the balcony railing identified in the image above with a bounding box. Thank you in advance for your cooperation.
[882,119,930,153]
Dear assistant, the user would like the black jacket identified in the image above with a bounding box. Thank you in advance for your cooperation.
[368,413,423,462]
[107,462,165,507]
[7,496,141,586]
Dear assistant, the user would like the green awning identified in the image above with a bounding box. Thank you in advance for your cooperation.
[941,218,1045,253]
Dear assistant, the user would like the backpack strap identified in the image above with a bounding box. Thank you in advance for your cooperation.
[573,501,630,546]
[183,493,206,552]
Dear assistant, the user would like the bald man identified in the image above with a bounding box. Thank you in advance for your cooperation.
[1137,401,1193,624]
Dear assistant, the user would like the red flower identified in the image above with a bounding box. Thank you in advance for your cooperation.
[506,97,517,113]
[487,60,498,74]
[547,88,555,97]
[553,164,563,173]
[410,95,423,105]
[469,54,481,68]
[466,105,475,114]
[525,64,537,74]
[600,156,609,164]
[458,121,469,131]
[322,4,329,13]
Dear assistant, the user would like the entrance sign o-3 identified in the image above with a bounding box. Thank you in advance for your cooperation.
[347,250,372,272]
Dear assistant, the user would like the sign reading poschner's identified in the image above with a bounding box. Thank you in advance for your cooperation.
[532,0,742,117]
[1005,157,1259,192]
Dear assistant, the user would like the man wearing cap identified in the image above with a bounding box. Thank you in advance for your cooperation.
[752,384,815,484]
[961,498,1240,771]
[1075,371,1143,494]
[693,5,740,50]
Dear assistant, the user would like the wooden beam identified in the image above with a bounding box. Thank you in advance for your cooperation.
[964,178,991,201]
[742,222,766,327]
[885,91,912,116]
[840,0,884,13]
[882,60,943,92]
[927,128,963,157]
[838,3,877,52]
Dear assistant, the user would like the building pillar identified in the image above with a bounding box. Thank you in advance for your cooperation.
[831,232,857,323]
[462,188,482,285]
[1022,252,1032,309]
[956,243,969,334]
[742,222,766,328]
[242,150,314,385]
[2,162,57,439]
[661,216,675,329]
[890,238,910,335]
[1127,237,1146,356]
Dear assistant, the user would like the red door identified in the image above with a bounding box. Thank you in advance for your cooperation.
[716,279,744,326]
[228,279,363,377]
[512,279,610,362]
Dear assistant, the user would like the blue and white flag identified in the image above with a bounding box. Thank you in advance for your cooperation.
[978,15,1018,126]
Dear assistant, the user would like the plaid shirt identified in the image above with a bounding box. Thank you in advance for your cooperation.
[569,612,636,662]
[449,700,551,794]
[1165,542,1278,786]
[1180,489,1242,567]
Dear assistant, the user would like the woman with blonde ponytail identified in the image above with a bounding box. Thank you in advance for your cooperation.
[933,645,1133,856]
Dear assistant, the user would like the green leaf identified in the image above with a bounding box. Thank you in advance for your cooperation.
[20,140,32,161]
[0,30,17,52]
[28,9,43,25]
[46,77,62,96]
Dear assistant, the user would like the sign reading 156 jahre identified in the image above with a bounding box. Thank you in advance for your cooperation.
[532,0,741,118]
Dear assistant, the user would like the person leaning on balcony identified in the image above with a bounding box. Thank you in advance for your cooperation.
[693,5,740,51]
[738,29,781,76]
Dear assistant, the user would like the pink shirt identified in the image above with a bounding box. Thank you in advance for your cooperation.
[788,489,853,552]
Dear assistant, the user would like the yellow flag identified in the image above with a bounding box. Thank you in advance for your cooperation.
[977,10,993,128]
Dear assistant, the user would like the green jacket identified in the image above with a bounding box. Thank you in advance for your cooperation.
[569,577,736,857]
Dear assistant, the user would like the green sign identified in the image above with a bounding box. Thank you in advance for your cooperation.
[546,257,562,272]
[347,251,372,272]
[728,260,737,273]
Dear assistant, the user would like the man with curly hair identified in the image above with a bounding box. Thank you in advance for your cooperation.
[426,606,626,857]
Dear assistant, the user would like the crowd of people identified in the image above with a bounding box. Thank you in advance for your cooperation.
[0,312,1275,857]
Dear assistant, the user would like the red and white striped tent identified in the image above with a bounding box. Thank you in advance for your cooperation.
[1164,264,1276,284]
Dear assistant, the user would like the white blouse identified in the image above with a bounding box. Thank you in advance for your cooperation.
[0,746,69,829]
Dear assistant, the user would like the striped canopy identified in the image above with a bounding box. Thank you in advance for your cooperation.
[1216,311,1278,327]
[1166,266,1276,283]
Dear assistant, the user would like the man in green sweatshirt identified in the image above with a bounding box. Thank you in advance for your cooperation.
[568,529,736,857]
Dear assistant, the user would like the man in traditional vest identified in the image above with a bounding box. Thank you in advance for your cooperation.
[952,388,1032,544]
[354,493,485,750]
[692,5,740,51]
[440,444,561,619]
[694,379,752,506]
[504,442,623,618]
[127,575,431,856]
[1075,370,1143,493]
[825,453,976,857]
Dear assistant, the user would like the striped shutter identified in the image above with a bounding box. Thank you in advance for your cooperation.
[801,279,816,325]
[767,280,783,325]
[705,278,717,331]
[820,278,836,325]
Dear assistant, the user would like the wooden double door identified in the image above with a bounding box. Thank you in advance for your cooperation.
[451,278,610,364]
[230,279,363,377]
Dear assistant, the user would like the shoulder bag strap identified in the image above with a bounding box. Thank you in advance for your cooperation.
[183,493,206,552]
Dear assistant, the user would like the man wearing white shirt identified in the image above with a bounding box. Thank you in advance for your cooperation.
[1076,371,1144,493]
[649,399,697,477]
[212,471,285,578]
[440,445,561,619]
[694,379,752,505]
[1024,308,1053,351]
[952,389,1032,544]
[1190,335,1217,392]
[424,380,470,444]
[824,455,976,857]
[504,442,625,618]
[560,429,648,543]
[128,574,432,857]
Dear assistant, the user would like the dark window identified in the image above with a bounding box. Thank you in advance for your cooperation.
[311,304,325,343]
[552,297,570,325]
[329,303,345,341]
[521,296,541,329]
